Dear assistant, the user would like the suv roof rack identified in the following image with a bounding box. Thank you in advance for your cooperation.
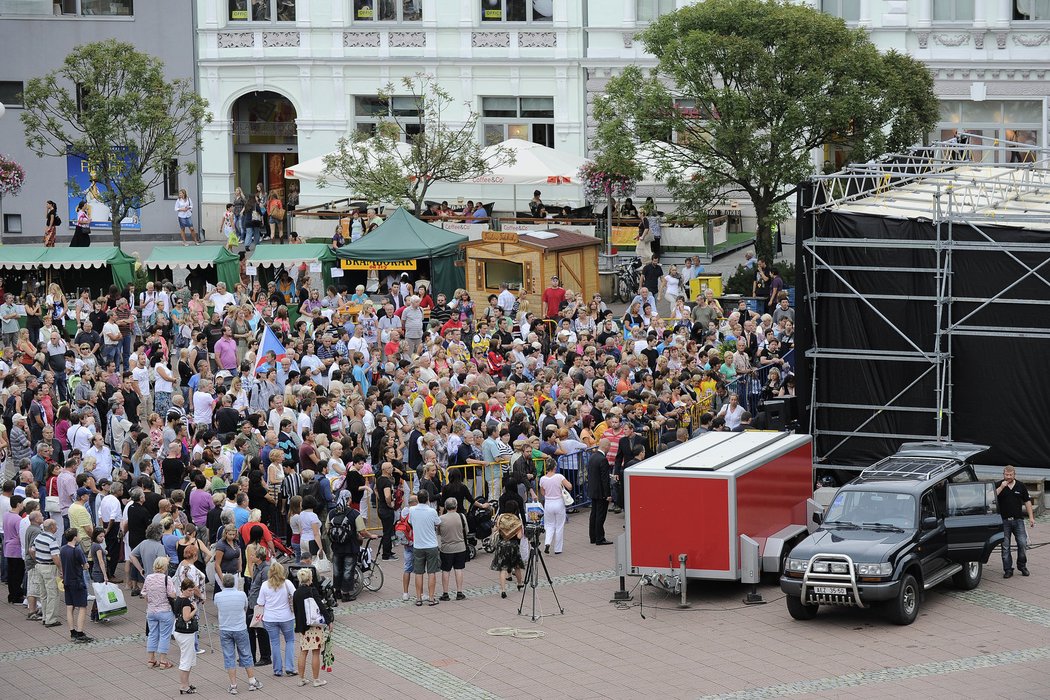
[858,456,959,482]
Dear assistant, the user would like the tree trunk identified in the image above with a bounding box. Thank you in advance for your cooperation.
[753,201,774,264]
[111,215,122,248]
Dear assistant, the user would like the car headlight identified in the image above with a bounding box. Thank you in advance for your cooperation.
[856,562,893,576]
[785,558,808,573]
[830,562,849,574]
[811,561,829,573]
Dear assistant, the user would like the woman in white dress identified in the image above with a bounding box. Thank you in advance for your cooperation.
[538,458,572,555]
[635,217,653,261]
[661,265,683,315]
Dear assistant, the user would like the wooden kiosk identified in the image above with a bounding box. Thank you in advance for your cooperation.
[463,228,602,310]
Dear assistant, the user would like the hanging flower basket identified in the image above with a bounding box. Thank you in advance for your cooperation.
[0,155,26,197]
[579,162,636,204]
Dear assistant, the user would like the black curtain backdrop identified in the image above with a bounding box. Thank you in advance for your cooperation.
[796,204,1050,470]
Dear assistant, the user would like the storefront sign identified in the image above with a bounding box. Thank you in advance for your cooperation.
[482,230,519,243]
[339,259,418,271]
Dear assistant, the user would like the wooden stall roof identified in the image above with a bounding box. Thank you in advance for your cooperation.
[464,228,602,252]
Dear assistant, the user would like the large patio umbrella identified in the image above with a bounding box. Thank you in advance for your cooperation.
[284,138,414,184]
[455,139,591,211]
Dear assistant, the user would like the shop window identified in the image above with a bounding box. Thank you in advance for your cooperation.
[3,214,22,235]
[933,0,974,21]
[484,260,524,289]
[0,81,24,109]
[229,0,295,22]
[481,96,554,147]
[52,0,133,15]
[352,0,423,21]
[480,0,552,22]
[354,95,424,143]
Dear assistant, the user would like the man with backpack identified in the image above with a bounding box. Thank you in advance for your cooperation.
[328,492,372,602]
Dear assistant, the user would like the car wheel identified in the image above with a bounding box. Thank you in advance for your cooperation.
[786,595,819,621]
[887,572,920,625]
[952,561,982,590]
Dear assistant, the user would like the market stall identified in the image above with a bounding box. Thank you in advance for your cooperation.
[248,242,337,291]
[333,208,466,297]
[461,228,601,312]
[0,245,136,294]
[142,244,241,293]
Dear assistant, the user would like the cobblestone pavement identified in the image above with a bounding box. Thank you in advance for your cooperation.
[1,509,1046,699]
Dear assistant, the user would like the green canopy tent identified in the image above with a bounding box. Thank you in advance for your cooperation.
[248,243,337,291]
[332,208,467,297]
[0,245,136,289]
[142,244,241,292]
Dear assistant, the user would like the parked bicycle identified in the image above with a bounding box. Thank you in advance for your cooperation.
[350,538,384,598]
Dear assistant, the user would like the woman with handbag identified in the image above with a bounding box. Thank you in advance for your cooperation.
[172,577,201,694]
[43,200,60,247]
[142,555,177,670]
[70,200,91,248]
[267,193,286,244]
[539,458,572,555]
[256,560,297,678]
[291,567,332,688]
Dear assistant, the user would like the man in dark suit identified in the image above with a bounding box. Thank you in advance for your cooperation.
[588,438,613,545]
[613,423,643,512]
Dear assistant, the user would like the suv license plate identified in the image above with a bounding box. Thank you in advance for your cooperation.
[814,586,847,595]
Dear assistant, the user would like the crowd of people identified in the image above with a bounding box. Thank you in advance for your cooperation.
[0,247,796,691]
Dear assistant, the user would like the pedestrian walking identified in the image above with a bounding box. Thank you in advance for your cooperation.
[175,189,199,246]
[291,567,332,687]
[215,572,263,695]
[539,459,571,555]
[172,577,201,694]
[142,555,177,669]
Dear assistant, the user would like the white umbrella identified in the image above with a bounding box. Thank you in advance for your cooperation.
[284,138,414,183]
[456,139,590,212]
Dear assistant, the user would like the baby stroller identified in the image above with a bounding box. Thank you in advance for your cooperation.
[467,499,499,554]
[287,563,338,611]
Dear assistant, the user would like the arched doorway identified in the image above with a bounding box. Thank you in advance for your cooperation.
[232,91,299,206]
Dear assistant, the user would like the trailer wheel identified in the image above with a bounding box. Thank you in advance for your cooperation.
[786,595,819,621]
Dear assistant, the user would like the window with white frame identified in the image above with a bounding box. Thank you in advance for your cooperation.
[38,0,134,15]
[352,0,423,21]
[936,100,1042,164]
[480,0,552,22]
[228,0,296,22]
[354,95,425,142]
[933,0,974,21]
[481,97,554,148]
[1014,0,1050,20]
[820,0,859,22]
[637,0,675,23]
[0,81,24,109]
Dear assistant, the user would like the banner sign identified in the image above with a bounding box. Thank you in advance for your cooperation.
[610,225,638,248]
[339,259,418,271]
[482,230,519,243]
[66,151,142,230]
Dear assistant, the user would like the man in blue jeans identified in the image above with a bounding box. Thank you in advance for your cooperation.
[214,573,262,695]
[995,465,1035,578]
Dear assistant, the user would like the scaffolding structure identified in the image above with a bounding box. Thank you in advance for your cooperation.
[801,133,1050,471]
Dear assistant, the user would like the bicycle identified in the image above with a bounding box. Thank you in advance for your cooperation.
[349,538,384,598]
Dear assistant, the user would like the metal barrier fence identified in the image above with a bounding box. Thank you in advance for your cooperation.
[727,348,795,417]
[557,449,594,509]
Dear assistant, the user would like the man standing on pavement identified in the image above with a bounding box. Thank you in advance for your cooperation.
[23,510,43,621]
[215,572,262,694]
[587,439,613,545]
[98,480,123,581]
[32,518,63,628]
[996,465,1035,578]
[408,490,442,606]
[59,528,93,643]
[541,276,566,320]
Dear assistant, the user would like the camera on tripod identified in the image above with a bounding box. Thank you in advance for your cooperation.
[524,502,545,544]
[524,522,545,544]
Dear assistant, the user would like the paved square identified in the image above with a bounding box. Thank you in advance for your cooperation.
[2,511,1046,699]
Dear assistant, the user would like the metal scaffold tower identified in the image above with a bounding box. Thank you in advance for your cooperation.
[800,133,1050,471]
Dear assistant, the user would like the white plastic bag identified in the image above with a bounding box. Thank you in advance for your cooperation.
[93,581,128,619]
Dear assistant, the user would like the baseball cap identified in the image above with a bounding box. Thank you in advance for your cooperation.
[11,413,25,422]
[76,487,92,498]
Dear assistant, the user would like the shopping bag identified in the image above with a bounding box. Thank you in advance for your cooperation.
[314,556,332,577]
[93,581,128,619]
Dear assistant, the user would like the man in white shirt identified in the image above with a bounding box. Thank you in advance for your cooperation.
[497,283,516,315]
[101,313,122,368]
[139,282,158,325]
[129,353,152,423]
[67,413,96,454]
[153,359,175,420]
[85,431,114,482]
[267,395,296,436]
[208,282,237,319]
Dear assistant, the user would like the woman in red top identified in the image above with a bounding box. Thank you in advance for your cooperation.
[486,338,504,375]
[416,285,433,310]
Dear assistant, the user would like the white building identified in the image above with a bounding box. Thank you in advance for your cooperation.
[194,0,1050,225]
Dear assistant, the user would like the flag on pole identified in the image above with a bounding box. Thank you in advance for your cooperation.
[255,325,287,373]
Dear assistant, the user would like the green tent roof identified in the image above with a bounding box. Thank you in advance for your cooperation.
[142,244,239,270]
[332,208,467,262]
[0,245,135,269]
[249,243,335,267]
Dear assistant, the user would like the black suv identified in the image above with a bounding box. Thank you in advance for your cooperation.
[780,442,1004,625]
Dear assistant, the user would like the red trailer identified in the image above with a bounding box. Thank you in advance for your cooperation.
[625,431,816,581]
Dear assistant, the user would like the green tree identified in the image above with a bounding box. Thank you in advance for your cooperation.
[21,40,211,247]
[319,74,513,215]
[598,0,938,262]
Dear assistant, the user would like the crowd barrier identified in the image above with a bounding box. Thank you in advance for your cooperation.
[726,348,795,416]
[557,448,594,509]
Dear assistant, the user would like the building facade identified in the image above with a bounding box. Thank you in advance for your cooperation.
[0,0,198,243]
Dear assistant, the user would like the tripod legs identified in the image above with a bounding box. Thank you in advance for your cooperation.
[516,540,565,621]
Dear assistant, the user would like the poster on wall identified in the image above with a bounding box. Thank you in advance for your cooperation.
[65,152,142,230]
[267,153,286,199]
[610,225,637,248]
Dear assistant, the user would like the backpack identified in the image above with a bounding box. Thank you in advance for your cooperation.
[394,512,413,546]
[300,478,320,506]
[328,506,358,546]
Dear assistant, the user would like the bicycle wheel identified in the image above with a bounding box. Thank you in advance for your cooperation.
[363,562,384,592]
[350,569,364,598]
